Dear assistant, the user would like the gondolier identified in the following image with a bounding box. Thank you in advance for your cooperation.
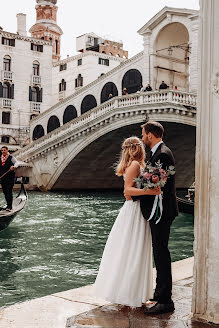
[0,146,18,211]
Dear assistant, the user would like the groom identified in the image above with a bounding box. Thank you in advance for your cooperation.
[125,121,178,314]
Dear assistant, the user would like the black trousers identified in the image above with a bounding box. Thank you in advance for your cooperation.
[150,218,173,304]
[1,179,14,209]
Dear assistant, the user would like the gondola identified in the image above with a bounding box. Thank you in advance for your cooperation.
[176,184,195,215]
[0,183,27,232]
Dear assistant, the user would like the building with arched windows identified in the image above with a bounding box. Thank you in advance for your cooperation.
[0,1,199,150]
[0,0,128,150]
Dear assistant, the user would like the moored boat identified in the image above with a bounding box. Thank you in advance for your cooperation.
[176,183,195,215]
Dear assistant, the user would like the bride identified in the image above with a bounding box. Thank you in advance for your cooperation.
[93,136,161,307]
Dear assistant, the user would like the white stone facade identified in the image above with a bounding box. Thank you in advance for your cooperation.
[52,51,125,105]
[0,30,53,149]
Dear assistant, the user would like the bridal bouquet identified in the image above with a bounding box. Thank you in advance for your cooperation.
[134,160,175,190]
[134,160,175,224]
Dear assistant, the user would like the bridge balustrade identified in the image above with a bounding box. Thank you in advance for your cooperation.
[16,90,197,160]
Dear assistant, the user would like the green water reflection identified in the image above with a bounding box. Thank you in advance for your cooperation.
[0,191,194,308]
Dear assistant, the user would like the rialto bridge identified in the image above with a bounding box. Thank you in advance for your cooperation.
[15,90,197,190]
[14,7,198,190]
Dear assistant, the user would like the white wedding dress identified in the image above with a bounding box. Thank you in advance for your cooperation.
[93,194,153,307]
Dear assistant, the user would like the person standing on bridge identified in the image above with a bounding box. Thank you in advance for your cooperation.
[0,146,18,211]
[159,80,168,90]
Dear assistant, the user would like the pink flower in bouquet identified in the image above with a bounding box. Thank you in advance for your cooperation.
[159,168,167,181]
[152,175,160,183]
[159,169,166,175]
[143,172,152,180]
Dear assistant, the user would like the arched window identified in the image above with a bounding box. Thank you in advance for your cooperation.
[59,79,66,92]
[101,82,118,103]
[75,74,83,88]
[63,105,77,124]
[3,55,11,71]
[3,82,10,99]
[47,115,60,133]
[81,95,97,114]
[32,125,45,140]
[33,61,40,76]
[122,69,142,94]
[29,86,42,102]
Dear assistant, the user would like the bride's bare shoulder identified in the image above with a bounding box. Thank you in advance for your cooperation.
[130,160,141,169]
[125,161,140,174]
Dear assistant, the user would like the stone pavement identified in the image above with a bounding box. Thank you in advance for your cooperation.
[66,276,218,328]
[0,258,217,328]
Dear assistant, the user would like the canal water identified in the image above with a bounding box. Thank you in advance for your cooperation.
[0,191,194,308]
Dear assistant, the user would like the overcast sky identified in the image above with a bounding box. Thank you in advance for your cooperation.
[0,0,199,59]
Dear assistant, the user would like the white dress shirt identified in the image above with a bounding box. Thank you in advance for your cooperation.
[151,141,163,156]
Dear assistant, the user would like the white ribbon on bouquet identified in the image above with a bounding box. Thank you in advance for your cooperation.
[147,194,163,224]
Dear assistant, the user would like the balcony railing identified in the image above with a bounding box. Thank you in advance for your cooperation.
[2,70,13,81]
[58,91,65,101]
[30,102,41,112]
[0,98,12,108]
[32,75,41,85]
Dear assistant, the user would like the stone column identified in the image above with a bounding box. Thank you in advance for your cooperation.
[192,0,219,324]
[189,16,199,93]
[142,30,152,87]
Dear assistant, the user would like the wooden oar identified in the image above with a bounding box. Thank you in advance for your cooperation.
[0,169,12,180]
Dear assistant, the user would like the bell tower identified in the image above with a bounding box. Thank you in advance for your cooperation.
[29,0,63,61]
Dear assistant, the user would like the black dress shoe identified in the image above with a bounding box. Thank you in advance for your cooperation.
[144,301,175,315]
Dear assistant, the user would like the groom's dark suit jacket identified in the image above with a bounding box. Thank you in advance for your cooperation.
[139,142,178,222]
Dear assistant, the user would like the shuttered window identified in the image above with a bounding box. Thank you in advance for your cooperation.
[31,43,43,52]
[2,37,15,47]
[2,112,10,124]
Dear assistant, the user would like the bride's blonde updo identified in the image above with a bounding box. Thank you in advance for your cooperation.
[116,136,145,176]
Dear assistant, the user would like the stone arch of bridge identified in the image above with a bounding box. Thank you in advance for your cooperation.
[33,124,45,140]
[47,115,60,133]
[63,105,77,124]
[122,69,143,94]
[81,94,97,115]
[46,114,196,190]
[100,82,118,103]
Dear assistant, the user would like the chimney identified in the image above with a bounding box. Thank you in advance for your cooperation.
[17,13,27,36]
